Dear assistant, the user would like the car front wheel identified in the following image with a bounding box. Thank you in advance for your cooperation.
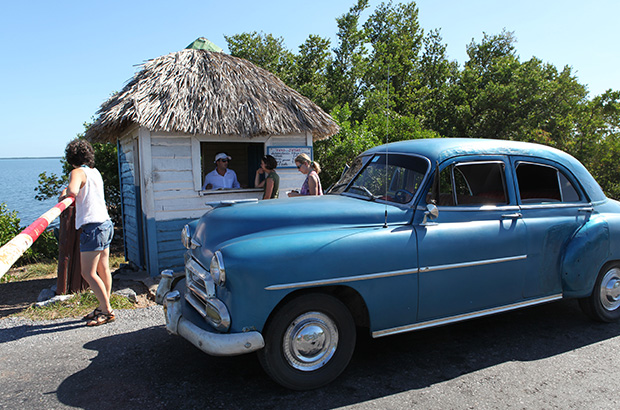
[258,293,356,390]
[579,263,620,322]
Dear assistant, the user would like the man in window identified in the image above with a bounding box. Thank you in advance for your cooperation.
[203,152,241,190]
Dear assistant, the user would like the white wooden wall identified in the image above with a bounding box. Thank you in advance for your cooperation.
[117,128,317,273]
[141,130,312,222]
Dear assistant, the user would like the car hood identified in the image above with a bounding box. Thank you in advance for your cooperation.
[192,195,414,254]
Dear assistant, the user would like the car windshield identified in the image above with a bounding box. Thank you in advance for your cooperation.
[328,153,429,204]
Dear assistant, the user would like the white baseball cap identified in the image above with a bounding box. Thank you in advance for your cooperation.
[214,153,232,163]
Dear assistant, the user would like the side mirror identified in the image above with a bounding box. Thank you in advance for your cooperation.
[422,203,439,225]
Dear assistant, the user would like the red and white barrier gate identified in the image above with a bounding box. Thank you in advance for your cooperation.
[0,197,75,279]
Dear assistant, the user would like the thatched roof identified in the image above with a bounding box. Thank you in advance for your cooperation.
[85,48,339,142]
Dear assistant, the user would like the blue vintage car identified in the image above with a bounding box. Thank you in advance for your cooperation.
[156,138,620,390]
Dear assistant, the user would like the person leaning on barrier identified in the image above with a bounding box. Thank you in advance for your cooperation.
[59,138,115,327]
[202,152,241,190]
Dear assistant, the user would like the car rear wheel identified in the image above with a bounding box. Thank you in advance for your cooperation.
[579,263,620,322]
[257,293,356,390]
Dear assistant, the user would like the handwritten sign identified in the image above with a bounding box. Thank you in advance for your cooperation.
[267,146,313,168]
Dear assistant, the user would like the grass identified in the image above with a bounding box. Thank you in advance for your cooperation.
[1,260,58,283]
[3,251,139,320]
[1,253,126,283]
[17,291,135,321]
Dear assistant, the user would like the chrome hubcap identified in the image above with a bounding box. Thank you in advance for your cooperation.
[600,268,620,311]
[283,312,338,371]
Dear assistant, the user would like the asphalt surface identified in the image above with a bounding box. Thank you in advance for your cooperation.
[1,300,620,409]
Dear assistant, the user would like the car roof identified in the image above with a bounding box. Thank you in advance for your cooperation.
[366,138,564,161]
[363,138,606,202]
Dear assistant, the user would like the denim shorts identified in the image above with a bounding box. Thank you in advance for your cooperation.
[80,219,114,252]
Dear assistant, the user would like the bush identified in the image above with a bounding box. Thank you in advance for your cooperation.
[28,230,59,263]
[0,202,21,248]
[0,202,58,266]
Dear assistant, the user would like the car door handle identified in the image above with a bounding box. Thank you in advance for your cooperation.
[501,213,522,219]
[578,207,594,213]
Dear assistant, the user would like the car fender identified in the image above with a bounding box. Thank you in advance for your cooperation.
[562,215,610,297]
[217,224,418,334]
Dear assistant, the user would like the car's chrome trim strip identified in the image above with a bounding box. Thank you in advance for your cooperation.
[265,255,527,291]
[419,254,527,273]
[372,294,563,338]
[265,268,418,291]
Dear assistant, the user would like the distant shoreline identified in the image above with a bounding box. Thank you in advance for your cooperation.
[0,157,62,160]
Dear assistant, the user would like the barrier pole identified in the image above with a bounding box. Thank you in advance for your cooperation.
[0,197,75,279]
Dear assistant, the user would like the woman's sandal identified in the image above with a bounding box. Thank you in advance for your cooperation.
[82,308,102,321]
[86,311,116,327]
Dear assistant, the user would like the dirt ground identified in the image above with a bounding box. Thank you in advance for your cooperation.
[0,228,157,319]
[0,268,157,319]
[0,273,57,317]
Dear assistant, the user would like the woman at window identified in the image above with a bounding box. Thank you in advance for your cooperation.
[255,155,279,199]
[288,153,323,196]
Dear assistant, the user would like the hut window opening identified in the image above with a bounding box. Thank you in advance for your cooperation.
[200,142,265,190]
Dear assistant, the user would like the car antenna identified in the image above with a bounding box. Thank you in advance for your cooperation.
[383,65,390,229]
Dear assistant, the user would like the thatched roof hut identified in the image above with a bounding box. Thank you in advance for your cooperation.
[85,47,339,142]
[86,39,339,276]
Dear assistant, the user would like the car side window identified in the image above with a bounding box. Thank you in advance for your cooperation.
[516,162,581,203]
[434,161,508,206]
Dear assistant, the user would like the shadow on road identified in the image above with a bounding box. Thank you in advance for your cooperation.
[0,319,84,344]
[56,300,620,409]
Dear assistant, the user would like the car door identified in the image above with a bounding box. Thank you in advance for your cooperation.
[416,156,529,322]
[510,157,591,298]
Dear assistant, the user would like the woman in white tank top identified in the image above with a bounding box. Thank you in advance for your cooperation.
[60,139,115,326]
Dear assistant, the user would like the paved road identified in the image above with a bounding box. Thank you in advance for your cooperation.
[1,300,619,409]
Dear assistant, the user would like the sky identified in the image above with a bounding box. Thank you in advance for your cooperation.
[1,0,618,158]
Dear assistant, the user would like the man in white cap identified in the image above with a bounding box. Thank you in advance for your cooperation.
[202,152,241,190]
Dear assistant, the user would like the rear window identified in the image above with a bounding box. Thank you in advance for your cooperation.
[516,162,581,203]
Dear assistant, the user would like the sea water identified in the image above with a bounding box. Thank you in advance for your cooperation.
[0,158,64,227]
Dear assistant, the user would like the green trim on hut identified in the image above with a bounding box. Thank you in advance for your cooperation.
[186,37,223,52]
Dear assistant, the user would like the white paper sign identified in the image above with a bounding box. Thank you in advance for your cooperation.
[267,146,313,168]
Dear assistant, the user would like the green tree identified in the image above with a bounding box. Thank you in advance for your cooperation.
[221,0,620,200]
[440,30,590,144]
[225,31,295,85]
[325,0,369,119]
[35,170,68,202]
[363,0,424,116]
[446,30,521,138]
[571,90,620,198]
[416,29,461,133]
[314,104,379,189]
[292,35,332,109]
[91,141,121,223]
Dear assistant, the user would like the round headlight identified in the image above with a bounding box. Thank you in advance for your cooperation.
[210,251,226,286]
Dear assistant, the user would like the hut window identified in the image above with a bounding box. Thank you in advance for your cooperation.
[201,142,265,189]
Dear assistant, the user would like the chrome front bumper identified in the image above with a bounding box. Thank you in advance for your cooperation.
[157,274,264,357]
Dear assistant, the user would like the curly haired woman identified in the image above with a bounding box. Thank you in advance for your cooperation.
[60,139,115,326]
